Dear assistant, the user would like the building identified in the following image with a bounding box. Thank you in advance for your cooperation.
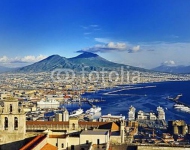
[128,105,136,121]
[0,98,26,145]
[20,129,110,150]
[168,120,188,135]
[80,130,110,145]
[131,106,165,121]
[55,109,69,122]
[149,112,157,120]
[157,106,165,120]
[137,110,148,120]
[99,114,125,122]
[126,121,138,136]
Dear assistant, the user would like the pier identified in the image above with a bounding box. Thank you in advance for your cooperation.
[87,100,94,107]
[167,94,190,108]
[103,85,156,96]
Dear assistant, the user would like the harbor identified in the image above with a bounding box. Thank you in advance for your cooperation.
[167,94,190,113]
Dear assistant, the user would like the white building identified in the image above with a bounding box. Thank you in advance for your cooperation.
[63,109,69,121]
[157,106,165,120]
[149,112,157,120]
[137,110,147,120]
[80,130,110,145]
[99,114,125,122]
[128,105,136,121]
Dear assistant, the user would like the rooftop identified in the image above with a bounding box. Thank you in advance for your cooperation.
[41,143,57,150]
[81,130,108,135]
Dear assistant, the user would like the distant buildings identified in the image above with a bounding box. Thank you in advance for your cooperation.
[55,109,69,122]
[99,114,125,122]
[168,120,189,135]
[157,106,165,120]
[128,105,136,121]
[128,105,166,121]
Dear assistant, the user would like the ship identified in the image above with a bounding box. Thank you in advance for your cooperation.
[37,98,60,108]
[85,106,101,115]
[174,103,190,113]
[69,108,84,117]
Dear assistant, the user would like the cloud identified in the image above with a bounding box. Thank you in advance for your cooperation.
[0,55,47,64]
[81,24,101,35]
[139,41,190,56]
[84,32,92,35]
[77,42,141,53]
[162,60,176,66]
[90,24,99,28]
[0,56,9,63]
[94,38,110,43]
[81,24,99,30]
[20,55,46,63]
[128,45,141,53]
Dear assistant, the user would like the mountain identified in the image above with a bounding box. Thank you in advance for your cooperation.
[16,55,81,72]
[69,52,146,71]
[69,52,121,68]
[152,65,190,74]
[15,52,147,73]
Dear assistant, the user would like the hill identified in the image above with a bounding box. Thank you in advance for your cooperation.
[152,65,190,74]
[15,52,147,73]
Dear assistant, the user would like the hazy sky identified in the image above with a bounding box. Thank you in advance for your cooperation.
[0,0,190,68]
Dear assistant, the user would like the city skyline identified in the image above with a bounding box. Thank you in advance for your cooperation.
[0,0,190,68]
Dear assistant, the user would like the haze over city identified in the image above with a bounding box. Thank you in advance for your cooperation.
[0,0,190,69]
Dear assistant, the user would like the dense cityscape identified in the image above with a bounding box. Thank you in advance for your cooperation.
[1,0,190,150]
[1,71,190,150]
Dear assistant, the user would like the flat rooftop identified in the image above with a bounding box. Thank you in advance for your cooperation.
[80,130,108,135]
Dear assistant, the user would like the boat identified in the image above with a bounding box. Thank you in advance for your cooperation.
[173,103,190,113]
[86,106,101,115]
[174,104,184,108]
[37,98,60,108]
[37,99,60,105]
[70,108,84,117]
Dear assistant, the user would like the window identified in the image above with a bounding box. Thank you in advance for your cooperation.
[4,117,8,130]
[56,143,58,147]
[72,123,75,130]
[97,139,100,145]
[62,143,64,148]
[14,117,18,130]
[71,145,74,150]
[10,104,12,113]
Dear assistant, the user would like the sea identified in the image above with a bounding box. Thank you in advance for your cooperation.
[61,81,190,124]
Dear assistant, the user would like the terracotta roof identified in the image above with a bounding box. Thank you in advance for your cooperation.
[26,121,111,126]
[79,121,110,126]
[49,134,68,138]
[98,122,120,131]
[64,95,71,98]
[41,143,57,150]
[26,121,69,125]
[20,134,46,150]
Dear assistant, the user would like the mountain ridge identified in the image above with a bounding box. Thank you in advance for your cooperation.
[152,65,190,74]
[12,52,147,73]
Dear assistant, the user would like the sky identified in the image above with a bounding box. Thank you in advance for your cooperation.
[0,0,190,68]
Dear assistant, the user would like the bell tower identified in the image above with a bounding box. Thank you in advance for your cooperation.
[0,98,26,144]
